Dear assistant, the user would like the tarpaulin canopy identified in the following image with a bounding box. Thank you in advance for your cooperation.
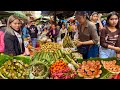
[14,11,27,19]
[41,11,64,16]
[41,11,74,19]
[0,11,14,18]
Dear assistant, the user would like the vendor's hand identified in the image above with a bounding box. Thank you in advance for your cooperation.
[98,14,102,21]
[73,39,80,45]
[98,14,102,18]
[76,41,83,47]
[115,47,120,52]
[73,40,80,46]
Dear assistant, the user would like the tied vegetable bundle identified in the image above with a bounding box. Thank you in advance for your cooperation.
[63,34,75,48]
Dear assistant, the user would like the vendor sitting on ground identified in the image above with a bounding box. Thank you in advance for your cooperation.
[46,24,59,42]
[40,27,49,39]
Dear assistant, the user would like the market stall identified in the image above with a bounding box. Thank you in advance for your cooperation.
[0,36,120,79]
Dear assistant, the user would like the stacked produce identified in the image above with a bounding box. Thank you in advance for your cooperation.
[50,60,68,74]
[63,34,75,48]
[40,42,62,52]
[77,60,102,79]
[32,49,63,66]
[32,42,79,69]
[50,60,77,79]
[0,59,30,79]
[101,60,120,74]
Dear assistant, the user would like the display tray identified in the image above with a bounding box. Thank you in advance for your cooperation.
[77,57,119,79]
[0,53,119,79]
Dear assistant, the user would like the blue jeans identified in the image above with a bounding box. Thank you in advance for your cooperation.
[99,46,116,58]
[31,38,37,48]
[72,32,76,40]
[88,44,99,58]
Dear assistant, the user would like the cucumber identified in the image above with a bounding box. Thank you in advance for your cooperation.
[46,53,51,63]
[42,52,46,60]
[56,50,60,59]
[33,52,40,61]
[47,52,52,60]
[45,53,49,61]
[54,53,58,61]
[58,50,62,58]
[40,51,44,60]
[32,52,39,61]
[43,60,48,65]
[65,55,79,69]
[39,51,44,60]
[55,51,59,59]
[51,52,57,62]
[60,58,68,64]
[47,52,52,61]
[41,59,46,63]
[37,52,42,61]
[57,50,61,58]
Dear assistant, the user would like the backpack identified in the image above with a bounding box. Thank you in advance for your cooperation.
[0,29,5,53]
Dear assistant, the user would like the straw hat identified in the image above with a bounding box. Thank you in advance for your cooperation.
[0,21,6,27]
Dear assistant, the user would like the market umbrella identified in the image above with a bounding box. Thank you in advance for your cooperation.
[14,11,27,19]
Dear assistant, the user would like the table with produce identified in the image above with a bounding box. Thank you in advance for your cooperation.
[0,35,120,79]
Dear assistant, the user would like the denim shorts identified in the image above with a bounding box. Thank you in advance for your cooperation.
[31,38,37,48]
[99,46,116,58]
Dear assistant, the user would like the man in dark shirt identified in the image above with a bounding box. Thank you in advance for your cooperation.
[28,25,38,48]
[58,20,62,29]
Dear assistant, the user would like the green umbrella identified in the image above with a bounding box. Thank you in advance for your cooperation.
[39,15,43,18]
[14,11,27,19]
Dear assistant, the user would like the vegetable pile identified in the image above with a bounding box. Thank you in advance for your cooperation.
[40,42,62,52]
[32,42,79,69]
[50,60,68,74]
[51,67,77,79]
[0,59,30,79]
[50,60,77,79]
